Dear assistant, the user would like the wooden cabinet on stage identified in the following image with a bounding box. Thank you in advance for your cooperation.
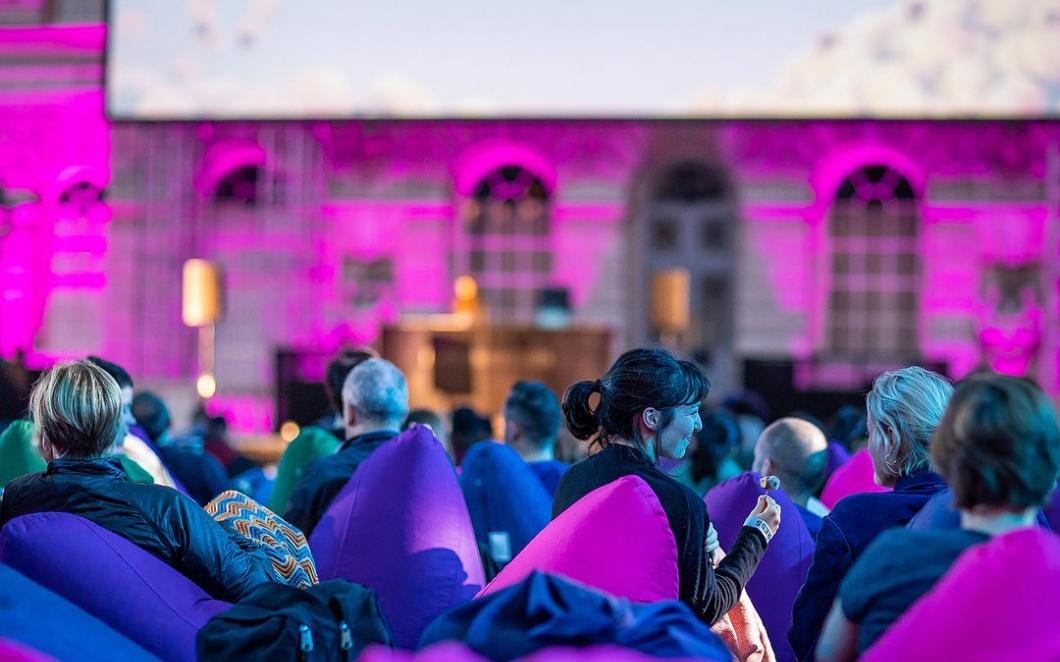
[382,321,612,416]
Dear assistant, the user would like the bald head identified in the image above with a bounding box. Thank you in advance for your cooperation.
[753,417,829,502]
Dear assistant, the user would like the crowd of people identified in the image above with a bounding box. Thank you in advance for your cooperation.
[0,344,1058,660]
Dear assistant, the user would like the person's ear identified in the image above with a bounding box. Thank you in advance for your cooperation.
[642,408,660,431]
[504,419,521,444]
[345,402,358,429]
[761,457,775,476]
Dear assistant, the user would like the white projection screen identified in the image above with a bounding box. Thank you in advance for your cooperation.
[106,0,1060,120]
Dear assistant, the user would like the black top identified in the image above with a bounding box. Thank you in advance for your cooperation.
[841,527,988,652]
[284,429,399,537]
[553,443,768,625]
[788,470,947,661]
[0,456,271,602]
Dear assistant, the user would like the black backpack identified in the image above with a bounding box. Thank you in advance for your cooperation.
[196,579,392,661]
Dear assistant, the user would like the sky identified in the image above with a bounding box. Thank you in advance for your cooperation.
[107,0,1060,119]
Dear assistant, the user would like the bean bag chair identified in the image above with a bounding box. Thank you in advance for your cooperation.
[0,638,54,662]
[0,420,45,488]
[823,441,851,484]
[423,572,731,661]
[704,472,813,662]
[359,642,488,662]
[459,442,552,568]
[863,527,1060,662]
[518,645,717,662]
[0,564,155,662]
[819,449,889,510]
[477,475,678,603]
[309,425,484,649]
[269,425,341,513]
[0,512,231,662]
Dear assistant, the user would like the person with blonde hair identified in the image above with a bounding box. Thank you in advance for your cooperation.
[0,359,271,602]
[789,366,953,661]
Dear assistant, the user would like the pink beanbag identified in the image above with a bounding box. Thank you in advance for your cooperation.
[309,426,484,649]
[0,639,55,662]
[357,642,488,662]
[517,645,713,662]
[819,449,889,510]
[477,475,679,602]
[863,528,1060,662]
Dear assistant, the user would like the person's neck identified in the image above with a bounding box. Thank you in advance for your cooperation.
[610,436,655,463]
[960,507,1036,536]
[345,422,397,441]
[516,443,554,463]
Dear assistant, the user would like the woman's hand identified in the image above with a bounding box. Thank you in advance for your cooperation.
[747,494,781,537]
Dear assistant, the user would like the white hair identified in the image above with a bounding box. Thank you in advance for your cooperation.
[866,366,953,478]
[341,358,409,426]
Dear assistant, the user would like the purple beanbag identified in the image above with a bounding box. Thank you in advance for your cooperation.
[459,442,552,567]
[0,512,230,662]
[309,426,484,649]
[478,475,679,602]
[704,471,814,662]
[823,441,851,483]
[358,642,488,662]
[819,449,889,510]
[863,528,1060,661]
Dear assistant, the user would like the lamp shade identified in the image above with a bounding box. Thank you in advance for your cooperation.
[182,259,222,327]
[651,269,690,334]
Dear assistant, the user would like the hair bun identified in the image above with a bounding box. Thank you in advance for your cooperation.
[562,380,602,441]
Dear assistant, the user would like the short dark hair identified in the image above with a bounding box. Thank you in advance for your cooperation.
[404,408,446,435]
[131,391,171,442]
[932,375,1060,511]
[324,347,377,414]
[563,347,710,459]
[505,381,562,450]
[86,356,133,390]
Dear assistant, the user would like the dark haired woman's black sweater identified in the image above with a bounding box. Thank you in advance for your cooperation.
[553,443,768,625]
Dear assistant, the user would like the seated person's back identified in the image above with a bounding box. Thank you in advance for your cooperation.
[0,360,270,602]
[284,358,409,537]
[817,375,1060,660]
[503,380,567,496]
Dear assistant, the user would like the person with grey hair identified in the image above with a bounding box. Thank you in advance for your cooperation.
[0,359,271,602]
[789,366,952,662]
[284,358,409,536]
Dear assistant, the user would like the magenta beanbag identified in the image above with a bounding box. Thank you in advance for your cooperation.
[358,642,488,662]
[704,472,814,662]
[477,475,679,602]
[0,512,230,662]
[819,449,889,510]
[863,528,1060,661]
[309,426,485,649]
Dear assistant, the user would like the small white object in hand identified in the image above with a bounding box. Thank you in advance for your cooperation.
[760,475,781,491]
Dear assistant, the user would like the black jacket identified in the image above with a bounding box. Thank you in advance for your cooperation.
[284,429,399,538]
[0,456,271,602]
[553,444,768,625]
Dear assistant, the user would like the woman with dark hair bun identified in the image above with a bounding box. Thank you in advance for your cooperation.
[553,347,780,625]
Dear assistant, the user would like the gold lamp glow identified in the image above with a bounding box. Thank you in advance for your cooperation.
[182,259,222,327]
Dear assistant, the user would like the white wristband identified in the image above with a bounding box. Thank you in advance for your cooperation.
[744,516,774,543]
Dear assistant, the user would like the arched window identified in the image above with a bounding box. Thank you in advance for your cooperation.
[827,165,919,359]
[461,165,552,321]
[212,165,263,206]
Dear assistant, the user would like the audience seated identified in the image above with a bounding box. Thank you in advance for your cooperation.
[503,380,568,496]
[677,409,742,497]
[271,348,377,513]
[0,359,271,602]
[131,391,230,506]
[789,366,952,661]
[751,417,829,538]
[816,374,1060,660]
[285,358,409,537]
[554,348,778,627]
[86,356,182,490]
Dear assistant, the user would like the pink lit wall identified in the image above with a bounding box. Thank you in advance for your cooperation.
[4,24,1060,434]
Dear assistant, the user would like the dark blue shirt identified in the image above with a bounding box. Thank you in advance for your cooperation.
[840,527,988,652]
[788,470,946,661]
